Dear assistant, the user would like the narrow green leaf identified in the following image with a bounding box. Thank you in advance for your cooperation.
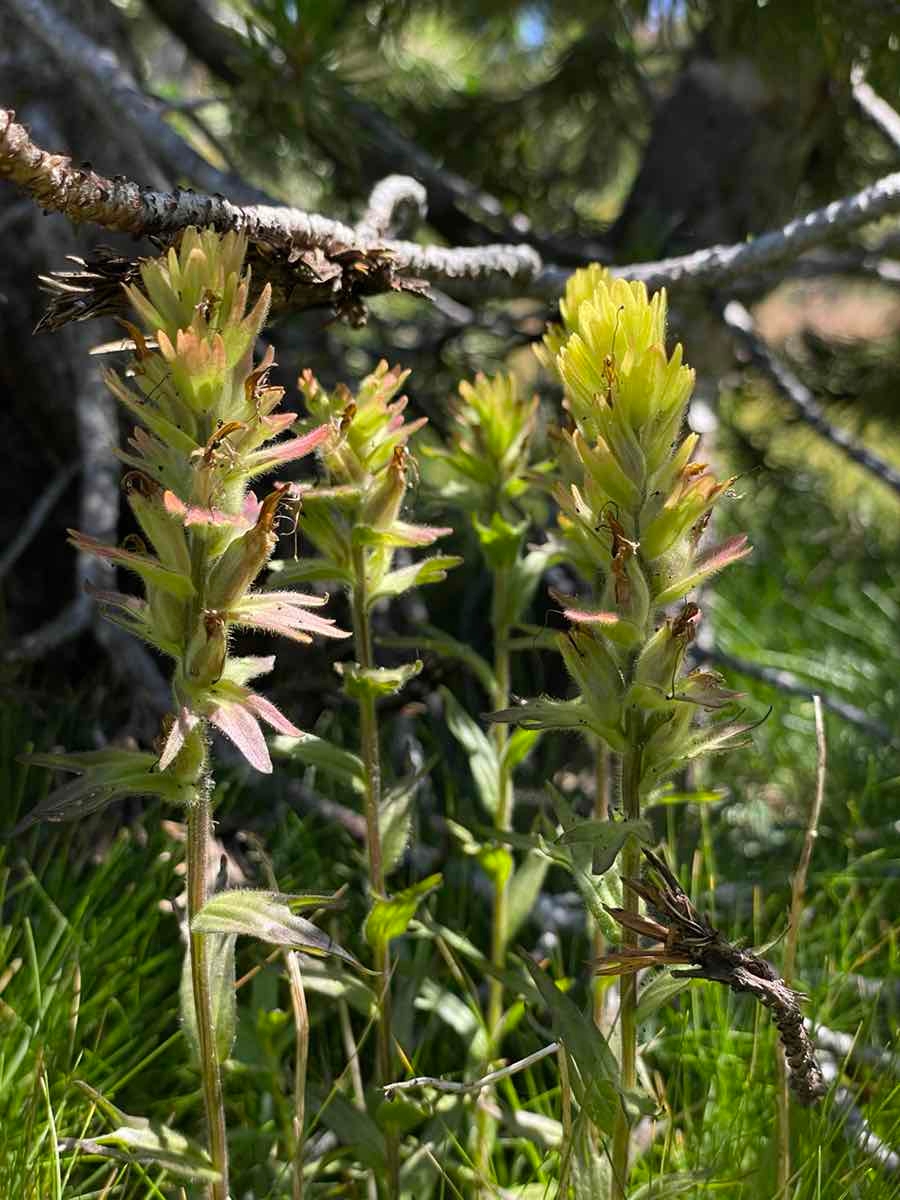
[555,818,653,874]
[501,727,542,774]
[370,555,463,602]
[337,660,422,700]
[271,732,365,794]
[180,933,236,1065]
[380,758,437,875]
[506,850,550,944]
[379,627,496,699]
[634,970,692,1024]
[520,957,620,1130]
[365,874,442,949]
[441,687,500,816]
[192,890,363,970]
[63,1084,219,1182]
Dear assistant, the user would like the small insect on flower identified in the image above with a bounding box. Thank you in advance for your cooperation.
[602,304,626,406]
[191,420,247,470]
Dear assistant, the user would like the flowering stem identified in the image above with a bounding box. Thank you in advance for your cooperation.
[285,951,309,1200]
[592,742,612,1031]
[186,776,229,1200]
[610,739,642,1200]
[488,565,513,1046]
[476,566,514,1183]
[350,544,398,1199]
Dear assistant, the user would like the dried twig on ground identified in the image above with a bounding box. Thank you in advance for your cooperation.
[722,300,900,498]
[599,848,826,1106]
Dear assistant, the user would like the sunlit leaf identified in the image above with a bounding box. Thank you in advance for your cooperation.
[365,874,442,949]
[192,890,362,970]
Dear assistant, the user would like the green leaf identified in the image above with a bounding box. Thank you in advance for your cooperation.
[271,732,365,794]
[500,727,542,774]
[180,932,236,1065]
[379,626,496,699]
[627,1171,715,1199]
[634,970,692,1024]
[370,555,463,602]
[268,556,354,587]
[365,874,442,949]
[380,758,437,875]
[555,818,653,874]
[646,788,726,808]
[441,687,500,816]
[192,890,363,970]
[521,957,620,1131]
[336,660,422,700]
[472,512,527,571]
[61,1084,219,1182]
[506,849,550,944]
[500,543,558,627]
[307,1085,386,1170]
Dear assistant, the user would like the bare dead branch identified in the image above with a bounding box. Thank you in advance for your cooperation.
[599,849,826,1106]
[852,68,900,156]
[810,1021,900,1081]
[6,97,900,319]
[693,643,894,743]
[819,1055,900,1174]
[722,300,900,499]
[356,175,428,240]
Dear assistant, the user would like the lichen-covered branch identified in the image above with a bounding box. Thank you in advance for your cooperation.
[722,300,900,499]
[355,174,428,240]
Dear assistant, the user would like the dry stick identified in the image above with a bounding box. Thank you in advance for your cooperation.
[775,695,827,1197]
[5,114,900,304]
[383,1040,561,1099]
[722,300,900,499]
[337,997,379,1200]
[851,68,900,156]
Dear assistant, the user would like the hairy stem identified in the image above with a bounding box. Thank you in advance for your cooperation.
[610,742,642,1200]
[477,566,513,1182]
[186,781,229,1200]
[592,742,612,1031]
[488,566,513,1046]
[350,546,398,1200]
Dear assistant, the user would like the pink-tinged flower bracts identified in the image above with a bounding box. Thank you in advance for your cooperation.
[43,229,349,784]
[274,360,460,616]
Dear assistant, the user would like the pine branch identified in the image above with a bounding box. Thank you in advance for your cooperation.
[722,300,900,499]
